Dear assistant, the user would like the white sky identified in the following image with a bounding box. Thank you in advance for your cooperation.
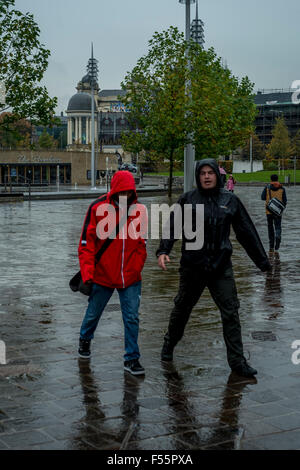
[13,0,300,114]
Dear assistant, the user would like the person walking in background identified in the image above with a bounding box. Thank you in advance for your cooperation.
[261,174,287,253]
[226,174,236,193]
[218,163,227,188]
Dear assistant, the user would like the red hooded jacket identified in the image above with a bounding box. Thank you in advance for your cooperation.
[78,171,147,289]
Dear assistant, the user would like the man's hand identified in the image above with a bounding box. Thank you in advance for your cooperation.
[158,254,170,271]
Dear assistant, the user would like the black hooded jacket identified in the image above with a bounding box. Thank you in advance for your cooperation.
[156,158,271,273]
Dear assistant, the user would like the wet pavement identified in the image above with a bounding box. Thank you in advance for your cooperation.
[0,186,300,450]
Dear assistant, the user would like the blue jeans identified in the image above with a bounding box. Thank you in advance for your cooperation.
[80,281,142,361]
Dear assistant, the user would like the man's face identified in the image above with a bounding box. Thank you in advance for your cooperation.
[116,190,134,207]
[199,165,217,190]
[118,190,133,198]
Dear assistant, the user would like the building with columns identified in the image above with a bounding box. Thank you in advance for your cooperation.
[66,66,129,155]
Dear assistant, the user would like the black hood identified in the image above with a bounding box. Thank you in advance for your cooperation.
[195,158,222,192]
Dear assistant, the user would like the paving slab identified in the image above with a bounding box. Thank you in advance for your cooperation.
[0,187,299,450]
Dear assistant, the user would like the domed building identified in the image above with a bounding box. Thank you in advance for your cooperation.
[66,62,129,153]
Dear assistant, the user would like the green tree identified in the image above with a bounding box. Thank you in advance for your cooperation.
[38,129,57,149]
[0,112,31,148]
[0,0,57,132]
[241,134,265,160]
[266,116,293,159]
[121,28,188,197]
[120,27,257,196]
[292,129,300,158]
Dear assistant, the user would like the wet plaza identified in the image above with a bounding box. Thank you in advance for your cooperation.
[0,186,300,450]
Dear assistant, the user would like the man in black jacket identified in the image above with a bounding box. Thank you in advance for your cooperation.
[157,159,271,378]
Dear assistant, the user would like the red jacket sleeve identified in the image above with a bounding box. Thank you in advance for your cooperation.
[78,204,98,283]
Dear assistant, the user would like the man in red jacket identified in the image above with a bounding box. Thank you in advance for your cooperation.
[78,171,147,375]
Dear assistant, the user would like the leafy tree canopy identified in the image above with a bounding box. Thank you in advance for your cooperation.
[266,116,294,159]
[120,27,257,194]
[0,0,57,129]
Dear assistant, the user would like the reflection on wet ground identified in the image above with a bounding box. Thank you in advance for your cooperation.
[0,187,300,449]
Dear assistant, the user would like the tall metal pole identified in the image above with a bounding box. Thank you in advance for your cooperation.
[250,135,253,173]
[91,75,96,189]
[91,45,96,190]
[180,0,196,192]
[87,43,98,190]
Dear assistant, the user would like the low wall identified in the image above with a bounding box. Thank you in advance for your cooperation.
[233,161,263,173]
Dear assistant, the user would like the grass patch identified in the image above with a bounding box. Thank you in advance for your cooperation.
[146,170,300,183]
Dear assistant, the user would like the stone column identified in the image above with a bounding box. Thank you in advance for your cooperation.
[78,117,82,144]
[75,117,78,143]
[87,117,90,144]
[67,118,72,145]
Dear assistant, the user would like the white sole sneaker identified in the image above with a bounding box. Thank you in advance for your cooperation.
[124,365,145,376]
[78,352,91,359]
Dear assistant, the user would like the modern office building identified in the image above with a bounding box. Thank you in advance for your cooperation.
[254,89,300,146]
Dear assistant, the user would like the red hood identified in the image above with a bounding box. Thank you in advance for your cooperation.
[271,181,282,189]
[108,170,137,202]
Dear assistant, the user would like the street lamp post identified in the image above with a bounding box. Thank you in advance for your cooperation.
[87,44,99,190]
[179,0,196,192]
[250,135,253,173]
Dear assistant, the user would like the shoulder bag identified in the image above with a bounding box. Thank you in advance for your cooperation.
[266,187,285,217]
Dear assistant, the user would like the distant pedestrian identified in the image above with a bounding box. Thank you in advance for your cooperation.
[226,174,236,193]
[218,163,227,188]
[77,170,147,376]
[261,174,287,252]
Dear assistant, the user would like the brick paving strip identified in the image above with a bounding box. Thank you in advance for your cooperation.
[0,188,300,450]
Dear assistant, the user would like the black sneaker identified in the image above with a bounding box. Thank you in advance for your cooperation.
[161,340,174,362]
[232,360,257,378]
[124,359,145,376]
[78,338,91,359]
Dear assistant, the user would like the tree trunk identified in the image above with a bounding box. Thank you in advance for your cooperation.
[168,148,174,198]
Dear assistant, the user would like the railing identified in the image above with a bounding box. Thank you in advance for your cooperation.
[1,175,33,200]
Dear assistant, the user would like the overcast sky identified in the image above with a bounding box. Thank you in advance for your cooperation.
[14,0,300,114]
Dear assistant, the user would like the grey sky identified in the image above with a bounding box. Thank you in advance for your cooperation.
[14,0,300,114]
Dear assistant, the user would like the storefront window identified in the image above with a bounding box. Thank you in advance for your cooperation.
[50,165,57,184]
[33,165,40,183]
[42,166,47,183]
[18,165,25,183]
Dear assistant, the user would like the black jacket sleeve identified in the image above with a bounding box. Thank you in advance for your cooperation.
[156,193,185,258]
[232,196,271,271]
[261,186,267,201]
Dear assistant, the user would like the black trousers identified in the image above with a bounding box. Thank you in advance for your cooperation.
[164,264,245,369]
[267,214,282,249]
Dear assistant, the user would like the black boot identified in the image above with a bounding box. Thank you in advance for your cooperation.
[275,238,280,251]
[232,359,257,378]
[161,340,174,362]
[78,338,91,359]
